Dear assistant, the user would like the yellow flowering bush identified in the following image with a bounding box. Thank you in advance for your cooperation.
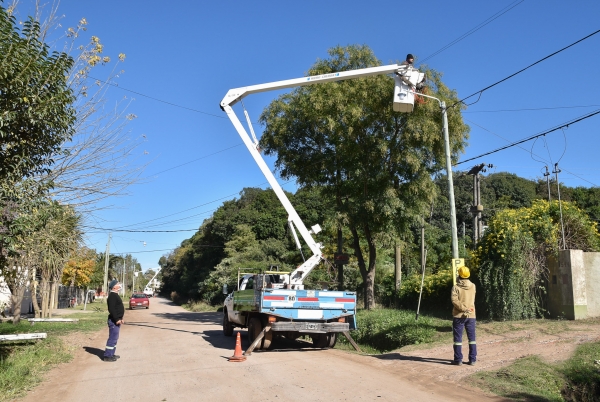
[474,200,600,320]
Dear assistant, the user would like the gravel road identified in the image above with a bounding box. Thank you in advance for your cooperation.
[20,297,504,402]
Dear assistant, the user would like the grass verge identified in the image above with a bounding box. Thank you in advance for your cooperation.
[0,304,108,401]
[336,308,452,353]
[181,300,220,313]
[471,342,600,402]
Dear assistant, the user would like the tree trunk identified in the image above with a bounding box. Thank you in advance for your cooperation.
[48,281,56,318]
[350,224,377,310]
[10,285,26,324]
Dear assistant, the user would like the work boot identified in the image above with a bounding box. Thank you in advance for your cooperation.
[466,361,476,366]
[103,356,118,362]
[114,355,120,359]
[451,360,463,366]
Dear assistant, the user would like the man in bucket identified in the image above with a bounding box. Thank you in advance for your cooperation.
[104,279,125,362]
[451,266,477,366]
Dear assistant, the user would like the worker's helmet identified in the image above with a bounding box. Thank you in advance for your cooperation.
[458,266,470,279]
[406,54,414,62]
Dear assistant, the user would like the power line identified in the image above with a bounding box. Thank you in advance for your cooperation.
[463,118,599,187]
[84,226,199,233]
[419,0,525,64]
[457,109,600,178]
[463,104,600,113]
[150,143,243,176]
[452,28,600,108]
[88,75,226,119]
[109,245,224,255]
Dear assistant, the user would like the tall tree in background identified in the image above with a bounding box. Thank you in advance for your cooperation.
[259,45,470,309]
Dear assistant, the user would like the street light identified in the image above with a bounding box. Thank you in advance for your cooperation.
[409,90,460,260]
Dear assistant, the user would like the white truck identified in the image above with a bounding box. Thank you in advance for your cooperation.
[220,62,423,353]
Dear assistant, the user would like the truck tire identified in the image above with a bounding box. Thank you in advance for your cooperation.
[311,333,329,348]
[248,317,263,347]
[328,333,337,348]
[223,311,234,336]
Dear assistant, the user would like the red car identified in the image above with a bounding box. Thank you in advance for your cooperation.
[129,293,150,310]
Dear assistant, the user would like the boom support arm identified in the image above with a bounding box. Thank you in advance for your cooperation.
[220,63,423,288]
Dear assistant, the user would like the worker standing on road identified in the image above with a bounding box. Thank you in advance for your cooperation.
[104,279,125,362]
[451,266,477,366]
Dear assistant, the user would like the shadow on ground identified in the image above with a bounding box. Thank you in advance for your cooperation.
[150,312,221,325]
[373,352,454,366]
[83,346,105,361]
[201,329,330,354]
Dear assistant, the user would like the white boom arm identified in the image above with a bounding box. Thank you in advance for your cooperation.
[144,267,161,291]
[220,64,423,288]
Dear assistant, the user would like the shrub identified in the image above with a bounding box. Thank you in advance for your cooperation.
[341,308,446,352]
[474,200,600,320]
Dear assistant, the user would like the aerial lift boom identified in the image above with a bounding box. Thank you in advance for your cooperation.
[220,64,423,288]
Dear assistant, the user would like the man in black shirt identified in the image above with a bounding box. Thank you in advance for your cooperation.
[104,279,125,362]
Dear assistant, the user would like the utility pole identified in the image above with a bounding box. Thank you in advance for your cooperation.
[395,243,402,293]
[553,163,567,249]
[441,101,459,259]
[544,166,551,202]
[468,163,493,244]
[102,233,111,296]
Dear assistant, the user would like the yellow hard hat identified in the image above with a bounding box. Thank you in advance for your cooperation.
[458,266,470,278]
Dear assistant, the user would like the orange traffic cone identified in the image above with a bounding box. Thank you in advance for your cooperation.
[228,331,246,362]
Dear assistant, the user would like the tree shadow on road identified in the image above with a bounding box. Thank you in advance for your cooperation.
[372,352,454,365]
[83,346,105,361]
[126,322,204,337]
[150,312,221,325]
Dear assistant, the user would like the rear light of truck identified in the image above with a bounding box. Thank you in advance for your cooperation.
[338,317,346,323]
[268,316,277,323]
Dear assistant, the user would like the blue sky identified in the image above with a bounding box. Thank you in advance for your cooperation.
[14,1,600,271]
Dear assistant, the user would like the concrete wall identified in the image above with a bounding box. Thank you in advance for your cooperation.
[547,250,600,320]
[583,252,600,317]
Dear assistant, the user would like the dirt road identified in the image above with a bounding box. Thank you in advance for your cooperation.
[20,297,505,402]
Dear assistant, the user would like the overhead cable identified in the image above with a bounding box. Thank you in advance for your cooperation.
[452,28,600,108]
[456,109,600,166]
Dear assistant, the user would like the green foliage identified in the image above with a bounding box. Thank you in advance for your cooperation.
[475,200,600,320]
[0,6,76,182]
[338,308,449,352]
[259,44,470,309]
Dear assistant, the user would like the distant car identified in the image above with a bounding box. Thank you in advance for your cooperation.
[129,293,150,310]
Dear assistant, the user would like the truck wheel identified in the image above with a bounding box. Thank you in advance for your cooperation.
[248,317,263,348]
[311,333,329,348]
[223,312,234,336]
[328,333,338,348]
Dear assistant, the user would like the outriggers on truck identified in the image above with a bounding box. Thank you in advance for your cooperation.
[220,62,423,353]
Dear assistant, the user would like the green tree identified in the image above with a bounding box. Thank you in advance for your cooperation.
[259,45,469,308]
[0,4,76,269]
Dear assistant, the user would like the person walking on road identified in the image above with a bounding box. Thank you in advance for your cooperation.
[104,279,125,362]
[451,266,477,366]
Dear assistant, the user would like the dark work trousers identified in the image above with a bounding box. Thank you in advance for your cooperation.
[104,319,121,357]
[452,317,476,363]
